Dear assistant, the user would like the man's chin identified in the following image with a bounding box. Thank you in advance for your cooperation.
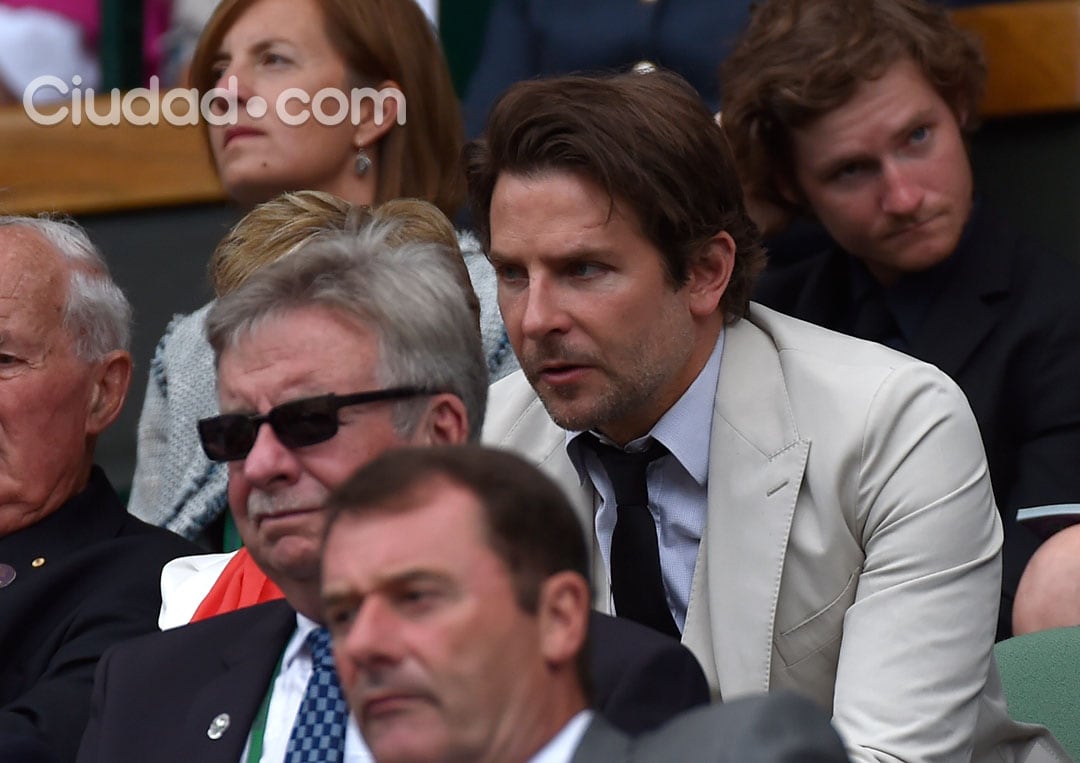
[253,536,321,582]
[364,713,450,763]
[536,394,602,434]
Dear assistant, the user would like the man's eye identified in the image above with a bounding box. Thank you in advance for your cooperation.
[397,588,441,613]
[325,605,356,635]
[909,125,931,144]
[568,262,605,278]
[494,264,527,283]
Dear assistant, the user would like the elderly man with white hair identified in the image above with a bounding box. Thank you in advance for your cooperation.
[0,216,198,762]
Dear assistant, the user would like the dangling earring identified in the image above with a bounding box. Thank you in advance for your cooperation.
[354,146,372,177]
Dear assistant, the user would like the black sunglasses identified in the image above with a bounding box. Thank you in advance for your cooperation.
[197,386,435,462]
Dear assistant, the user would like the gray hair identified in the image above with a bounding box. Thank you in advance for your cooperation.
[0,215,131,360]
[206,219,488,441]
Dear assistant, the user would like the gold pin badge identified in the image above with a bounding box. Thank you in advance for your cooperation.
[31,557,45,568]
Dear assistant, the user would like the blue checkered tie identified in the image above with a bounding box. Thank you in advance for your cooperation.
[286,627,348,763]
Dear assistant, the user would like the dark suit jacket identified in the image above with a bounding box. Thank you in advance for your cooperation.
[0,731,61,763]
[0,467,199,762]
[462,0,748,136]
[78,599,296,763]
[588,612,710,732]
[77,600,710,762]
[571,691,849,762]
[754,203,1080,639]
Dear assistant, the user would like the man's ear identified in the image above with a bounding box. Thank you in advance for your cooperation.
[353,79,401,152]
[411,393,469,446]
[686,231,736,318]
[537,571,590,669]
[86,350,132,435]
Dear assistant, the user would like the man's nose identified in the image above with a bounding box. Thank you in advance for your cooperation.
[518,275,571,341]
[341,597,403,668]
[241,422,301,488]
[880,160,924,217]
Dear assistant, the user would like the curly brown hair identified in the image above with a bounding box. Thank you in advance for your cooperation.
[465,69,765,323]
[720,0,985,217]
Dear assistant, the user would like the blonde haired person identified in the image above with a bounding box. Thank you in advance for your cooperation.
[130,0,513,549]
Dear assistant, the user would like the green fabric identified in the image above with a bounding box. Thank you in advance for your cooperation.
[439,0,495,97]
[994,626,1080,759]
[223,510,242,553]
[100,0,144,89]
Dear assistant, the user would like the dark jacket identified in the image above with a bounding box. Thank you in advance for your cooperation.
[0,467,199,761]
[77,599,710,762]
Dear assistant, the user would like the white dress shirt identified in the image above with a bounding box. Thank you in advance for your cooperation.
[239,613,372,763]
[567,332,723,631]
[527,711,594,763]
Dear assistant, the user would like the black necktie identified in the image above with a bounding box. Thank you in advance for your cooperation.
[585,436,680,638]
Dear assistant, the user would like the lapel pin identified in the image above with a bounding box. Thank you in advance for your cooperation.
[207,713,230,740]
[0,564,15,588]
[31,557,46,568]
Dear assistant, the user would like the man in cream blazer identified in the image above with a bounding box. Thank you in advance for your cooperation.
[466,71,1067,762]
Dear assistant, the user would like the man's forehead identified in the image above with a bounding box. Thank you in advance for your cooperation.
[216,306,380,402]
[330,484,494,570]
[0,228,67,319]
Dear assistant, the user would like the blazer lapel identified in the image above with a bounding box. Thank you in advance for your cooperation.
[181,601,297,761]
[682,314,809,698]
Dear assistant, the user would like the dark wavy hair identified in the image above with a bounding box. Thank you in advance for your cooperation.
[720,0,985,216]
[465,69,765,323]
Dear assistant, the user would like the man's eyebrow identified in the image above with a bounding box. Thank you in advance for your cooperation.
[322,568,450,604]
[489,246,614,264]
[890,107,938,140]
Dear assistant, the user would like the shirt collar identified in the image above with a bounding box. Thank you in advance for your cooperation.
[284,612,322,670]
[566,330,723,487]
[526,710,594,763]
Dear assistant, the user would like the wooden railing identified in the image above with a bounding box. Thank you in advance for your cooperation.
[2,3,1079,216]
[0,91,224,216]
[952,0,1080,117]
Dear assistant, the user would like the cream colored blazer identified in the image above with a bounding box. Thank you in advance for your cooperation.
[483,304,1067,763]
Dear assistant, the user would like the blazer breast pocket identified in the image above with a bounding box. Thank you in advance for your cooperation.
[773,567,859,670]
[770,568,859,711]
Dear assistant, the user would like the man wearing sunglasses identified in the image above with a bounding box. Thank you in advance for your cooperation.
[77,224,485,763]
[78,220,711,762]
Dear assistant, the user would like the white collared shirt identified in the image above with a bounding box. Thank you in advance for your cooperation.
[566,332,723,631]
[239,613,372,763]
[526,711,594,763]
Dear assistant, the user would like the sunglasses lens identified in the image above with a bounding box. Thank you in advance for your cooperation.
[270,398,339,449]
[197,415,257,462]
